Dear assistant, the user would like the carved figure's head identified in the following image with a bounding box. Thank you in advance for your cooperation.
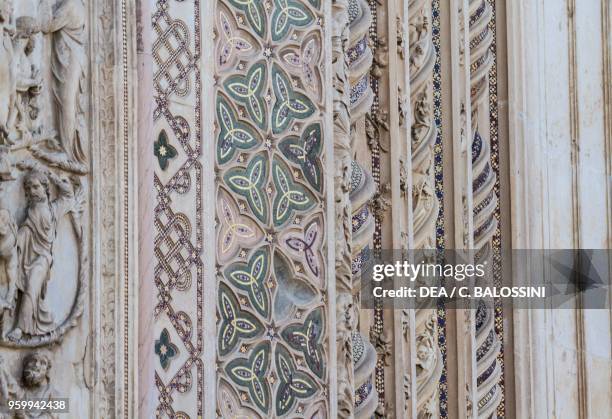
[24,170,49,204]
[15,15,37,38]
[22,352,51,388]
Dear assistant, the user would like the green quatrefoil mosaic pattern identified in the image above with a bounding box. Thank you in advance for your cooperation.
[217,95,262,165]
[271,64,316,134]
[224,153,269,224]
[271,0,315,41]
[278,122,323,193]
[227,0,266,37]
[216,0,326,415]
[272,157,316,226]
[275,343,319,415]
[224,247,271,318]
[225,341,272,412]
[154,130,178,171]
[224,61,268,129]
[155,328,179,370]
[280,307,325,379]
[218,283,265,357]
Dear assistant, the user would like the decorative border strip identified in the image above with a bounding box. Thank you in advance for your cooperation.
[368,0,386,405]
[152,0,205,416]
[121,0,131,415]
[487,0,506,416]
[432,0,448,417]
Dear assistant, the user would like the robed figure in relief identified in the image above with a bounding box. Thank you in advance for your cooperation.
[8,167,74,339]
[17,0,87,170]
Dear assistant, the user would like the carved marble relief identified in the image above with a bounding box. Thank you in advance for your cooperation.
[214,0,329,417]
[0,0,92,414]
[0,352,57,418]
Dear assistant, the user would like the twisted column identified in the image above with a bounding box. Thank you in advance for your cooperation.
[469,0,502,417]
[346,1,379,417]
[408,0,443,416]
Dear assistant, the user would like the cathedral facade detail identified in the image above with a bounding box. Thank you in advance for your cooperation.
[0,0,609,418]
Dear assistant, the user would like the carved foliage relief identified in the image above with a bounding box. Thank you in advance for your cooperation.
[214,1,329,417]
[153,0,204,417]
[0,0,91,412]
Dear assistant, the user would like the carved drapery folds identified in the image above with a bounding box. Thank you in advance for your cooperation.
[408,0,443,416]
[469,0,502,417]
[0,0,91,413]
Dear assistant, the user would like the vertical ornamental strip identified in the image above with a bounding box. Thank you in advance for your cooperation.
[407,0,444,415]
[346,1,380,417]
[331,1,356,417]
[152,0,205,417]
[214,0,332,417]
[450,0,478,415]
[468,0,503,416]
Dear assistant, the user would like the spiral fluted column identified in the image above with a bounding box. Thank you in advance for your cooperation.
[347,1,379,417]
[408,0,443,416]
[469,0,502,417]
